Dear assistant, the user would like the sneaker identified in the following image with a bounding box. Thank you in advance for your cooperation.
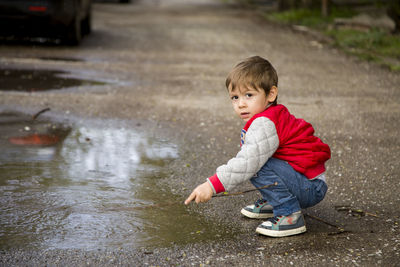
[256,211,306,237]
[241,199,274,219]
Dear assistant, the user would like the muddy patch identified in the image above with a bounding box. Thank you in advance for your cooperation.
[0,68,106,92]
[37,57,84,62]
[0,112,237,250]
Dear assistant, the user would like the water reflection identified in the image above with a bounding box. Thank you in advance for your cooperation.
[0,113,236,250]
[61,126,177,187]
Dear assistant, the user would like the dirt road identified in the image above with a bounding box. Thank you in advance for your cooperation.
[1,0,399,265]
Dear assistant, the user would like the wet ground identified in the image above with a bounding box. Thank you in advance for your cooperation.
[0,68,104,92]
[0,112,236,251]
[0,0,400,266]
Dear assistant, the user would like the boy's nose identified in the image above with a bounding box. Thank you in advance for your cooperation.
[238,98,246,107]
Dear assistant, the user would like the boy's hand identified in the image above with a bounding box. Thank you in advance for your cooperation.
[184,182,213,205]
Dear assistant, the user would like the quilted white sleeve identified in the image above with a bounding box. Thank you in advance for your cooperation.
[215,117,279,191]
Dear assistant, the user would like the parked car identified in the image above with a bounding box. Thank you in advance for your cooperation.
[0,0,92,45]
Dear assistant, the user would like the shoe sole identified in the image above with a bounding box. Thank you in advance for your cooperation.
[255,225,307,237]
[241,208,274,219]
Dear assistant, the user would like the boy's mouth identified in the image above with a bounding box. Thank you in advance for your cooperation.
[240,112,250,118]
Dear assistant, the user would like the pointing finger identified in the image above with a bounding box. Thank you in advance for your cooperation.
[184,192,196,205]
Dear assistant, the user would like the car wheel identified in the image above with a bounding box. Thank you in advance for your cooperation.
[65,15,82,45]
[82,12,91,35]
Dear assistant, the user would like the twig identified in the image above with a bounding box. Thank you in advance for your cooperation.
[335,205,379,217]
[305,213,348,235]
[212,182,278,198]
[110,182,278,210]
[32,107,51,120]
[305,213,343,230]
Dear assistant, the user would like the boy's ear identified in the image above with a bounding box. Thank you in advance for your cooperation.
[267,86,278,103]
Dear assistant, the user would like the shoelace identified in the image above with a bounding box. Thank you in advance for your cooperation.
[254,199,267,207]
[267,216,283,224]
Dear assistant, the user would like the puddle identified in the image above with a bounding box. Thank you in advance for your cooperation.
[0,112,236,250]
[0,68,106,92]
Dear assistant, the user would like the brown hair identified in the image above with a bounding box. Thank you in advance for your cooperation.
[226,56,278,104]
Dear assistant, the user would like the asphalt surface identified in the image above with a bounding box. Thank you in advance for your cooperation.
[1,0,400,266]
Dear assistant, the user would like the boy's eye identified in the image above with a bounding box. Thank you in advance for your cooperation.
[246,93,253,98]
[231,96,239,100]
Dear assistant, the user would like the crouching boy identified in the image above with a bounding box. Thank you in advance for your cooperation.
[185,56,331,237]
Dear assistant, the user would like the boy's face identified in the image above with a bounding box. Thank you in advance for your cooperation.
[228,85,273,122]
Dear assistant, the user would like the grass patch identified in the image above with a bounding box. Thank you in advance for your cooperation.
[264,7,400,71]
[326,28,400,56]
[268,7,356,29]
[325,28,400,70]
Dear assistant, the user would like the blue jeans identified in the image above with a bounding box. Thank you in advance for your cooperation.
[250,158,328,217]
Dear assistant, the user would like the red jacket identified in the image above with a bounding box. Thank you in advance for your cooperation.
[208,104,331,194]
[243,104,331,179]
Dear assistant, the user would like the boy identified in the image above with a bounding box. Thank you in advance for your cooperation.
[184,56,330,237]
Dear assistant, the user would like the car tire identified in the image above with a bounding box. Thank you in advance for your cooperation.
[65,15,82,45]
[82,12,91,35]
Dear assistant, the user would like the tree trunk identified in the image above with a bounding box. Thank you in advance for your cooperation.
[321,0,329,17]
[278,0,296,11]
[301,0,312,8]
[387,1,400,33]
